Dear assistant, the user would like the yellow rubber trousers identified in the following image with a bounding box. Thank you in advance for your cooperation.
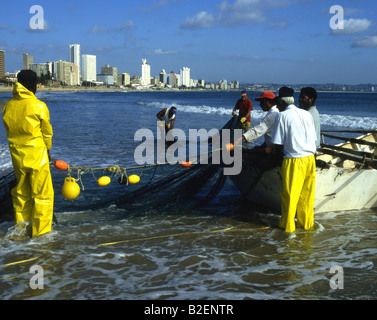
[280,155,316,233]
[10,145,54,238]
[3,82,54,238]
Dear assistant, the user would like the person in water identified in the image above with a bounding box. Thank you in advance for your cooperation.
[270,86,317,233]
[157,106,177,133]
[2,70,54,238]
[232,90,253,132]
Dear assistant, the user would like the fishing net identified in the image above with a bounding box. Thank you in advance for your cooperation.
[114,116,241,215]
[0,171,16,221]
[0,117,242,219]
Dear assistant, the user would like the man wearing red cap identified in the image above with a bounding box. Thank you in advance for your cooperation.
[232,90,253,132]
[242,91,278,146]
[231,91,282,169]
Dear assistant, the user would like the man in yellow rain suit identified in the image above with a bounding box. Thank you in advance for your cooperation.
[2,70,54,238]
[270,87,317,233]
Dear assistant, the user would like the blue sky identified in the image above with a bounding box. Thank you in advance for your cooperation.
[0,0,376,84]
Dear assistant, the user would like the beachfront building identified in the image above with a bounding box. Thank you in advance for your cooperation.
[29,62,52,78]
[82,54,97,83]
[101,64,118,85]
[228,81,239,89]
[97,74,114,85]
[141,59,151,86]
[55,60,79,86]
[69,44,81,83]
[159,69,167,86]
[0,50,4,78]
[219,79,228,90]
[180,67,191,88]
[167,71,178,88]
[23,53,33,70]
[118,73,131,86]
[198,79,205,88]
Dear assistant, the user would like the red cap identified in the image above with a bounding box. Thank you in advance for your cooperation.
[255,91,275,101]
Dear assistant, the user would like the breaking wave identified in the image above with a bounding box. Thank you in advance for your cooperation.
[136,100,377,130]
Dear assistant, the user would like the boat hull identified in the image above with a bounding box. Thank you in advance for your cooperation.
[230,164,377,213]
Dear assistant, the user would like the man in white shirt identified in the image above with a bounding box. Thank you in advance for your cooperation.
[231,91,282,169]
[299,87,321,148]
[270,87,317,233]
[243,91,279,146]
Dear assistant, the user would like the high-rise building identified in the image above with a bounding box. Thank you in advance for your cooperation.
[118,73,131,86]
[219,79,228,90]
[23,53,33,70]
[55,60,79,86]
[141,59,151,86]
[0,50,4,77]
[168,71,178,88]
[180,67,191,87]
[82,54,97,82]
[29,62,52,78]
[69,44,80,83]
[159,69,167,86]
[101,64,118,85]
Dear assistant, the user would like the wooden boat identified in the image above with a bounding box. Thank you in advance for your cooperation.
[229,130,377,213]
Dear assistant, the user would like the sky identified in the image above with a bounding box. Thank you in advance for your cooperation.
[0,0,376,84]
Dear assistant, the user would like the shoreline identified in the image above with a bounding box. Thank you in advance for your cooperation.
[0,86,375,94]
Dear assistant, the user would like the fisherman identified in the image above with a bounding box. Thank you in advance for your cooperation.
[240,91,279,146]
[232,90,253,132]
[299,87,321,148]
[2,70,54,238]
[269,86,317,233]
[229,91,282,169]
[157,106,177,133]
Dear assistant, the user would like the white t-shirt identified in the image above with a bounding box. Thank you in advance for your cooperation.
[243,105,279,146]
[161,109,175,125]
[271,104,317,158]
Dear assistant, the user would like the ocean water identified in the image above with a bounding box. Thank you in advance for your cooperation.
[0,90,377,301]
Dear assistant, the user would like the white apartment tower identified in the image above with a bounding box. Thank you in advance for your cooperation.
[82,54,97,82]
[141,59,151,86]
[69,44,80,83]
[180,67,191,88]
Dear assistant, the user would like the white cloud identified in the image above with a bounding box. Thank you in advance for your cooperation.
[89,20,134,34]
[331,18,372,35]
[181,0,290,30]
[181,11,216,30]
[147,48,178,55]
[138,0,169,13]
[351,35,377,48]
[216,0,267,26]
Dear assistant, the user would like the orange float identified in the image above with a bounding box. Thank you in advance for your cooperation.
[180,161,192,168]
[225,143,234,151]
[54,160,68,170]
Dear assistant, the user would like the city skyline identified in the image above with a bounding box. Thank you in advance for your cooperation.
[0,1,376,85]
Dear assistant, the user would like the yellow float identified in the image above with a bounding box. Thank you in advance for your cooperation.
[128,175,140,184]
[61,177,81,200]
[98,176,111,186]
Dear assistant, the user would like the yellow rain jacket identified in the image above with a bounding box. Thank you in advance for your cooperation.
[2,82,54,237]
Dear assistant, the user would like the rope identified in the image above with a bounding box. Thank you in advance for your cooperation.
[0,256,40,268]
[62,144,245,190]
[98,225,270,247]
